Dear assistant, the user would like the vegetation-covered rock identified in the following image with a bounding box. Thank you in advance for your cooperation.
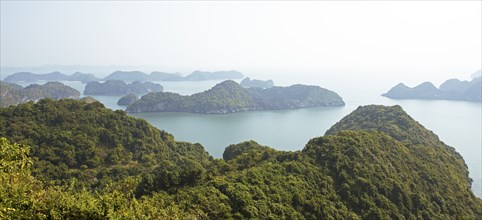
[240,77,274,88]
[117,94,139,106]
[383,77,482,102]
[127,80,344,113]
[0,99,211,189]
[0,81,80,107]
[1,101,481,219]
[84,80,163,95]
[79,96,99,104]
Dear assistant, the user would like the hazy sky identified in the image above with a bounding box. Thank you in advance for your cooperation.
[1,1,481,80]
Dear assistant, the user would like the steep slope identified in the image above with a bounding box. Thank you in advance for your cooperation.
[323,105,477,216]
[303,130,481,219]
[326,105,443,147]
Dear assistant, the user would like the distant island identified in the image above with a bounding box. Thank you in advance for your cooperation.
[103,70,244,81]
[126,80,344,113]
[240,77,274,88]
[383,77,481,102]
[3,71,99,83]
[3,70,245,83]
[117,94,139,105]
[84,80,163,95]
[0,81,80,107]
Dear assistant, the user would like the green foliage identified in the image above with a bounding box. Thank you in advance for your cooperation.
[126,80,344,113]
[304,130,482,219]
[1,101,481,219]
[0,99,211,190]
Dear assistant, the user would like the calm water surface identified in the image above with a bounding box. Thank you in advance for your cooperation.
[19,77,482,197]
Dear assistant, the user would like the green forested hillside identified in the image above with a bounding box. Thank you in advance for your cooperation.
[126,80,345,113]
[0,99,211,188]
[1,100,481,219]
[0,81,80,107]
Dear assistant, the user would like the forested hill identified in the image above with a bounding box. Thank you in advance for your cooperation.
[126,80,345,113]
[1,100,481,219]
[0,99,211,188]
[0,81,80,108]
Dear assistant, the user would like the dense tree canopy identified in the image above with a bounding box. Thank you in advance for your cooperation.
[1,100,481,219]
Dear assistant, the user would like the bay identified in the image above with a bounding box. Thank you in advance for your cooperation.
[17,76,482,197]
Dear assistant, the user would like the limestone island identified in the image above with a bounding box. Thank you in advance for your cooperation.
[126,80,344,114]
[240,77,274,88]
[3,71,99,83]
[383,77,481,102]
[0,81,80,107]
[117,94,139,106]
[103,70,244,82]
[84,80,163,95]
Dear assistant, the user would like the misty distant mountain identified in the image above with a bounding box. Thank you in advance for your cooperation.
[102,70,244,82]
[103,71,151,81]
[149,71,184,81]
[3,71,100,83]
[183,70,244,81]
[471,70,481,79]
[240,77,274,88]
[84,80,163,95]
[383,77,481,102]
[0,65,152,78]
